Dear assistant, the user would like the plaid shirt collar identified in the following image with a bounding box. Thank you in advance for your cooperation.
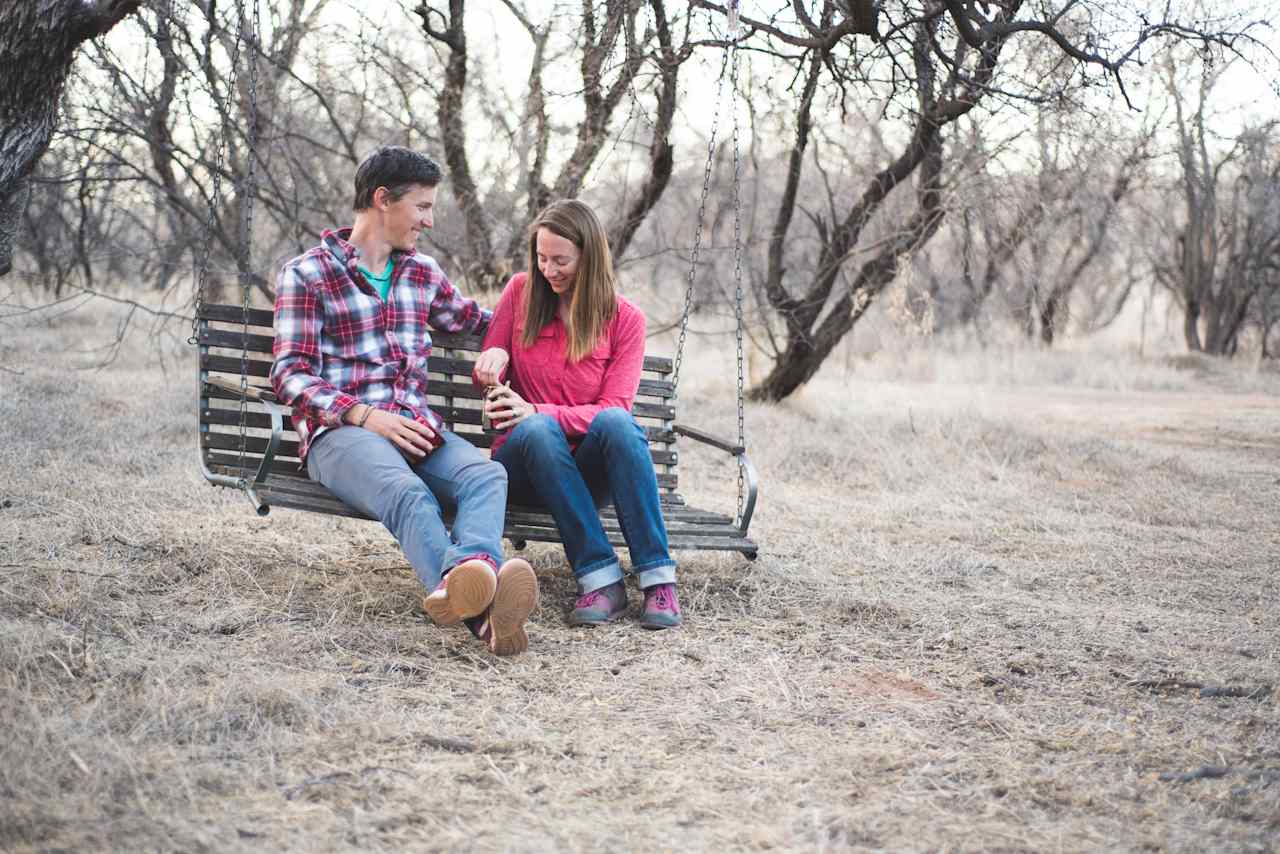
[321,227,415,274]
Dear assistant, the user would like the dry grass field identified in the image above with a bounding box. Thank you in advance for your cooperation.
[2,298,1278,852]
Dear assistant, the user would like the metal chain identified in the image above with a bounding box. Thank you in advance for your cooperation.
[624,0,657,136]
[670,47,730,393]
[727,20,747,524]
[236,0,262,480]
[189,1,242,346]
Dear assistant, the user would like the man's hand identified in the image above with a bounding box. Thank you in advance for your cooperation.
[359,407,439,459]
[486,385,537,431]
[473,347,510,387]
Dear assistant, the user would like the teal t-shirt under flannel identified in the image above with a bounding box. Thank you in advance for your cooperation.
[359,258,394,301]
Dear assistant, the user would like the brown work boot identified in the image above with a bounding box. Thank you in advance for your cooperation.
[422,559,497,626]
[466,558,539,656]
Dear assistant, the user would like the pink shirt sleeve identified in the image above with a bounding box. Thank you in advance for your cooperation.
[533,303,645,438]
[474,273,524,386]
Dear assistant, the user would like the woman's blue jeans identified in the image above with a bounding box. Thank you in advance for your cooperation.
[493,408,677,593]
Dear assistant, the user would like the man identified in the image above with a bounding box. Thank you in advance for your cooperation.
[271,146,537,656]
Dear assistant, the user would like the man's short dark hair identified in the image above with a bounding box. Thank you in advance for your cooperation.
[353,146,443,210]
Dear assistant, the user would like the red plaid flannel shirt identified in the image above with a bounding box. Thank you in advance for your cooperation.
[271,228,490,462]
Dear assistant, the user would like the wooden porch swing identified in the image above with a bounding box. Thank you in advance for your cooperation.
[196,0,758,559]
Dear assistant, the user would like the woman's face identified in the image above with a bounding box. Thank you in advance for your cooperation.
[535,228,581,298]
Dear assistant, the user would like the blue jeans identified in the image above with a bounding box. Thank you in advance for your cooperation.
[493,408,677,594]
[306,426,508,590]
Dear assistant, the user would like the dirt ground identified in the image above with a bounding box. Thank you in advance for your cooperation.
[1,307,1278,852]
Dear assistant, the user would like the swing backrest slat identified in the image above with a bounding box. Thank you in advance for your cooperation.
[197,303,681,489]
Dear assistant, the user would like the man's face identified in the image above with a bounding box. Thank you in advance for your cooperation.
[381,184,437,251]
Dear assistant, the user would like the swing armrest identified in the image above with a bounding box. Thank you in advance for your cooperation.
[671,423,744,455]
[671,422,757,535]
[200,376,285,515]
[204,376,280,404]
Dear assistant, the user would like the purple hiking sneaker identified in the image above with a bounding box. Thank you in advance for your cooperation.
[641,583,681,630]
[568,580,627,626]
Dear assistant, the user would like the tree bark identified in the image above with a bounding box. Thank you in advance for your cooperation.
[0,177,31,277]
[0,0,141,275]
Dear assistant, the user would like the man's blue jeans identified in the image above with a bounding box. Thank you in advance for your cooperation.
[493,408,677,594]
[306,426,508,590]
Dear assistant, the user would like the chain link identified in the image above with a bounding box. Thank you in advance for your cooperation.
[673,8,748,524]
[624,0,658,137]
[236,0,262,480]
[727,26,747,524]
[189,1,242,346]
[670,48,730,393]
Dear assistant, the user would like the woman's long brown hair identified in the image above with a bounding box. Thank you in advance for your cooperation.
[521,200,618,362]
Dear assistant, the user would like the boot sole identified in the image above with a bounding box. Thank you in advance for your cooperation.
[488,559,538,656]
[422,560,497,626]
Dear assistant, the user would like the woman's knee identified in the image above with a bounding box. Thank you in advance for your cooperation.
[588,407,640,441]
[509,412,564,449]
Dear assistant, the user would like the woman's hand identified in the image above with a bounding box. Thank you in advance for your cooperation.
[473,347,510,387]
[363,408,439,459]
[485,385,537,431]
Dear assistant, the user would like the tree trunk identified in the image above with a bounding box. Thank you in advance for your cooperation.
[428,0,498,289]
[1183,298,1203,351]
[753,101,948,402]
[0,0,140,276]
[607,0,678,260]
[1039,297,1057,346]
[0,176,27,276]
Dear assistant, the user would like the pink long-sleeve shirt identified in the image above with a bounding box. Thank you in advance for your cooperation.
[479,272,646,454]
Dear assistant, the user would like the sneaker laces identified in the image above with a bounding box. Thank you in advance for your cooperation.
[647,585,678,613]
[575,589,607,610]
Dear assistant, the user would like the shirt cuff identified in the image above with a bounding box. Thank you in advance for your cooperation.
[328,394,361,426]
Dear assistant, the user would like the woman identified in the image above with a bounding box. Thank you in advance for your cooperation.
[473,199,680,630]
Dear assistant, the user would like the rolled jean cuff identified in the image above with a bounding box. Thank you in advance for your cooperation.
[576,559,624,594]
[448,553,499,574]
[633,560,677,590]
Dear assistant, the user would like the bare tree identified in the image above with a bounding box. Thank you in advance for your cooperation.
[0,0,142,276]
[416,0,698,290]
[42,0,357,301]
[992,112,1152,345]
[690,1,1266,400]
[1155,49,1280,355]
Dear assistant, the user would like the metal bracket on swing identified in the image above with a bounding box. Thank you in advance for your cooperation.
[200,376,283,516]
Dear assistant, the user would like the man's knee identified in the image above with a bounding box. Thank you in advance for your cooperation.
[476,458,508,489]
[383,470,439,523]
